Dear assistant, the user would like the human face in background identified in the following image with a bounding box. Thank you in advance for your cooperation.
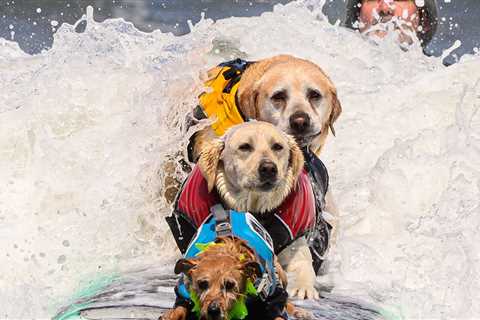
[359,0,420,45]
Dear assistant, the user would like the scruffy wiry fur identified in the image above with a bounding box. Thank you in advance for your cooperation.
[161,237,312,320]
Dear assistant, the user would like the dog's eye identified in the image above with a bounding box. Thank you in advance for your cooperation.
[271,90,287,102]
[272,143,284,151]
[238,143,252,152]
[307,89,322,101]
[224,280,236,291]
[197,280,209,291]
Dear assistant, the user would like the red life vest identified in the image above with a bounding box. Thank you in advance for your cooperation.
[176,165,316,240]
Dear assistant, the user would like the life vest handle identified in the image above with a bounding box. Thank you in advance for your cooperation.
[210,204,232,237]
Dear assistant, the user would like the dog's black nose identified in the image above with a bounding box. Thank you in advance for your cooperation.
[207,302,221,318]
[258,160,278,182]
[289,111,311,134]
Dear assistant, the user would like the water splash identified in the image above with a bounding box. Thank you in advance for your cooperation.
[0,2,479,319]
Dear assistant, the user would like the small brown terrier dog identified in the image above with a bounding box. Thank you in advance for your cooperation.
[161,237,310,320]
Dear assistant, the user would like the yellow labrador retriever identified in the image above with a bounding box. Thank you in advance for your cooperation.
[190,54,341,161]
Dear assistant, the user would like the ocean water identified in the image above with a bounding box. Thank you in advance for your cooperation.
[0,2,479,319]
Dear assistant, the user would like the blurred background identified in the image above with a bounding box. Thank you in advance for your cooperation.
[1,0,479,65]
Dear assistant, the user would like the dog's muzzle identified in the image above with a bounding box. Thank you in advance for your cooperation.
[258,160,278,190]
[289,111,311,134]
[206,301,223,320]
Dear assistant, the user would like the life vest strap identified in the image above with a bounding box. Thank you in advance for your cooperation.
[219,59,252,93]
[255,272,272,301]
[165,210,197,255]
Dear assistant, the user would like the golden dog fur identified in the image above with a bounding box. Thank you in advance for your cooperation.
[197,122,303,214]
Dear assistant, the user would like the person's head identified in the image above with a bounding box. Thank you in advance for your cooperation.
[345,0,438,47]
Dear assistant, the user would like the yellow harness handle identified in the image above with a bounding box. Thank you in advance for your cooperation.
[199,66,245,136]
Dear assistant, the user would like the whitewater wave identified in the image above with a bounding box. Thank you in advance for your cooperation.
[0,2,479,319]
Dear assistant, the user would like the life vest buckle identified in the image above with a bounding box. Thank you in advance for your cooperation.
[211,204,232,237]
[215,221,232,237]
[255,273,272,301]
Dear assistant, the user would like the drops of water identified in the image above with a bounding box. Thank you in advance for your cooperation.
[0,2,478,319]
[57,255,67,264]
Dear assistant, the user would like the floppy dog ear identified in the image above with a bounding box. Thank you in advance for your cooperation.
[197,139,225,192]
[237,56,295,120]
[174,258,198,275]
[328,90,342,137]
[243,261,262,280]
[238,86,259,120]
[286,135,305,180]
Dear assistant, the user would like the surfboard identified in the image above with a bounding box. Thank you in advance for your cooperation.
[53,267,384,320]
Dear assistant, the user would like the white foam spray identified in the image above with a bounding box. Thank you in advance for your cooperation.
[0,2,479,319]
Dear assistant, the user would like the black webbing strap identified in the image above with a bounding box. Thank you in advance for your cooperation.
[218,58,252,94]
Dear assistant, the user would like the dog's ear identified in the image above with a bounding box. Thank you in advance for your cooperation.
[237,56,295,119]
[237,85,259,120]
[328,90,342,137]
[174,258,197,275]
[286,135,304,180]
[243,261,262,280]
[197,139,225,192]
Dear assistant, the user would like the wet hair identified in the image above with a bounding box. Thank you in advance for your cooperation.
[344,0,438,46]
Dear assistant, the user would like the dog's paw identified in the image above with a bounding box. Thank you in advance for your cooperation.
[291,308,314,320]
[288,284,319,300]
[286,302,313,319]
[160,307,187,320]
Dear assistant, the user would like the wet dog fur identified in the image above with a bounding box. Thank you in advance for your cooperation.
[161,237,311,320]
[198,122,304,214]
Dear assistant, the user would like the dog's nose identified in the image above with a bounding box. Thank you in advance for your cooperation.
[289,111,311,134]
[207,302,221,318]
[258,160,278,181]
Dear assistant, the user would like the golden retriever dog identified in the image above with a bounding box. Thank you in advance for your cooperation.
[161,237,311,320]
[196,121,320,299]
[190,54,341,162]
[198,121,303,215]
